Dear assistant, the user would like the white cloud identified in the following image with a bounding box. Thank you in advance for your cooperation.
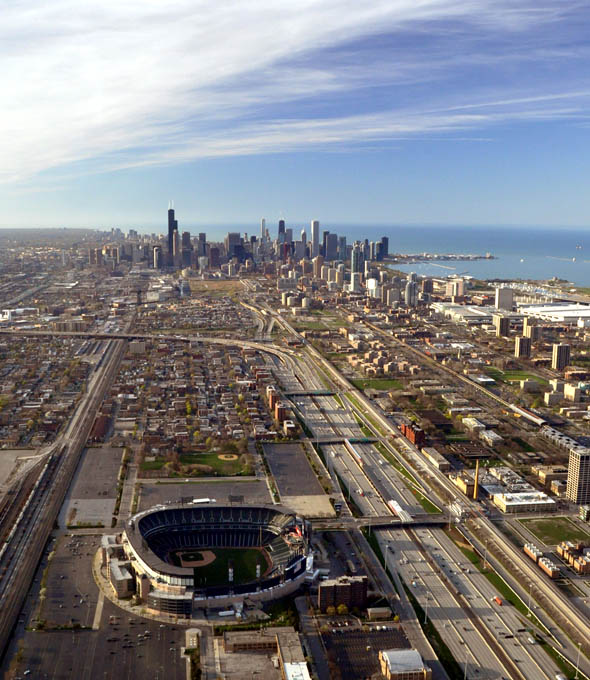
[0,0,587,184]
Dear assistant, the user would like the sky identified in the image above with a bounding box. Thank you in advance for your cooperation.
[2,0,590,231]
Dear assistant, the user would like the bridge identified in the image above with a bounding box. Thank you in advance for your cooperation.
[310,514,448,530]
[284,390,336,397]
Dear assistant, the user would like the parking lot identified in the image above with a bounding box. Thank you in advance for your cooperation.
[138,478,272,511]
[58,447,123,527]
[263,442,325,497]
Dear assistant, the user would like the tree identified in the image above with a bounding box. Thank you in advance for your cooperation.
[336,603,348,616]
[325,606,336,617]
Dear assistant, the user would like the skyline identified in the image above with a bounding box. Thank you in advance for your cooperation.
[3,1,590,227]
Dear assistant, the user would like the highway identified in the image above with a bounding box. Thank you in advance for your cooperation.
[2,319,589,675]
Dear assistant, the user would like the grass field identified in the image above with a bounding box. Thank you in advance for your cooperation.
[520,517,590,545]
[189,547,268,587]
[141,451,250,476]
[179,452,246,475]
[484,367,548,385]
[351,378,404,391]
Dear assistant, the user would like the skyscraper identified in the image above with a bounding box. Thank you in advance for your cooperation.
[567,448,590,504]
[552,343,570,371]
[311,220,319,257]
[404,279,417,307]
[167,202,178,266]
[278,219,285,240]
[260,218,266,241]
[351,242,364,274]
[380,236,389,259]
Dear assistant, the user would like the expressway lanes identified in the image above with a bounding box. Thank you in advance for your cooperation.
[323,444,386,516]
[386,529,515,680]
[355,443,424,514]
[415,527,560,680]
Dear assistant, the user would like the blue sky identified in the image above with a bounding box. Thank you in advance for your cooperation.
[2,1,590,231]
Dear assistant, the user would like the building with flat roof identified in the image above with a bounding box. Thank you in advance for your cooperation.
[493,492,556,514]
[515,336,531,358]
[552,343,571,371]
[567,448,590,504]
[379,649,432,680]
[318,574,368,612]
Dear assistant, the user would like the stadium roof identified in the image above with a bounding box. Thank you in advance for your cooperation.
[381,649,426,673]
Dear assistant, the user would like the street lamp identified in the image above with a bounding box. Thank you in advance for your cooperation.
[527,583,533,618]
[424,595,429,625]
[483,540,488,571]
[575,641,582,680]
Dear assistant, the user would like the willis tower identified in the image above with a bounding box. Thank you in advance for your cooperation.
[167,202,178,266]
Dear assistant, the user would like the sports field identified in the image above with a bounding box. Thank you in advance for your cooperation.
[175,547,271,587]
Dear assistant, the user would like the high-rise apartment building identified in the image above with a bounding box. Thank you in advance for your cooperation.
[310,220,319,257]
[567,448,590,504]
[515,336,531,358]
[495,287,513,311]
[404,280,417,307]
[493,313,510,337]
[552,343,571,371]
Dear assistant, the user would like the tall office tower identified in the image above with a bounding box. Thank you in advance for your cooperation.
[321,230,330,258]
[552,343,571,371]
[181,231,192,268]
[285,228,293,244]
[153,246,162,269]
[278,219,286,240]
[326,233,338,261]
[404,280,417,307]
[421,278,434,294]
[311,220,319,257]
[172,230,181,267]
[493,313,510,337]
[351,243,364,274]
[495,286,513,311]
[260,218,266,241]
[312,255,324,279]
[566,448,590,504]
[375,241,383,262]
[338,236,347,261]
[198,233,207,257]
[301,229,307,244]
[167,203,178,265]
[515,336,532,358]
[363,239,370,261]
[369,241,376,261]
[209,247,220,268]
[408,271,418,283]
[224,232,242,259]
[380,236,389,259]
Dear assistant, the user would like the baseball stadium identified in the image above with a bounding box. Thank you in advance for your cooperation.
[121,502,311,616]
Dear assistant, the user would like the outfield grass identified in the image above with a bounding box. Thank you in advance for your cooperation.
[191,547,267,587]
[351,378,404,391]
[520,517,590,545]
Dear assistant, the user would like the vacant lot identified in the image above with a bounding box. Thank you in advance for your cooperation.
[520,517,590,545]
